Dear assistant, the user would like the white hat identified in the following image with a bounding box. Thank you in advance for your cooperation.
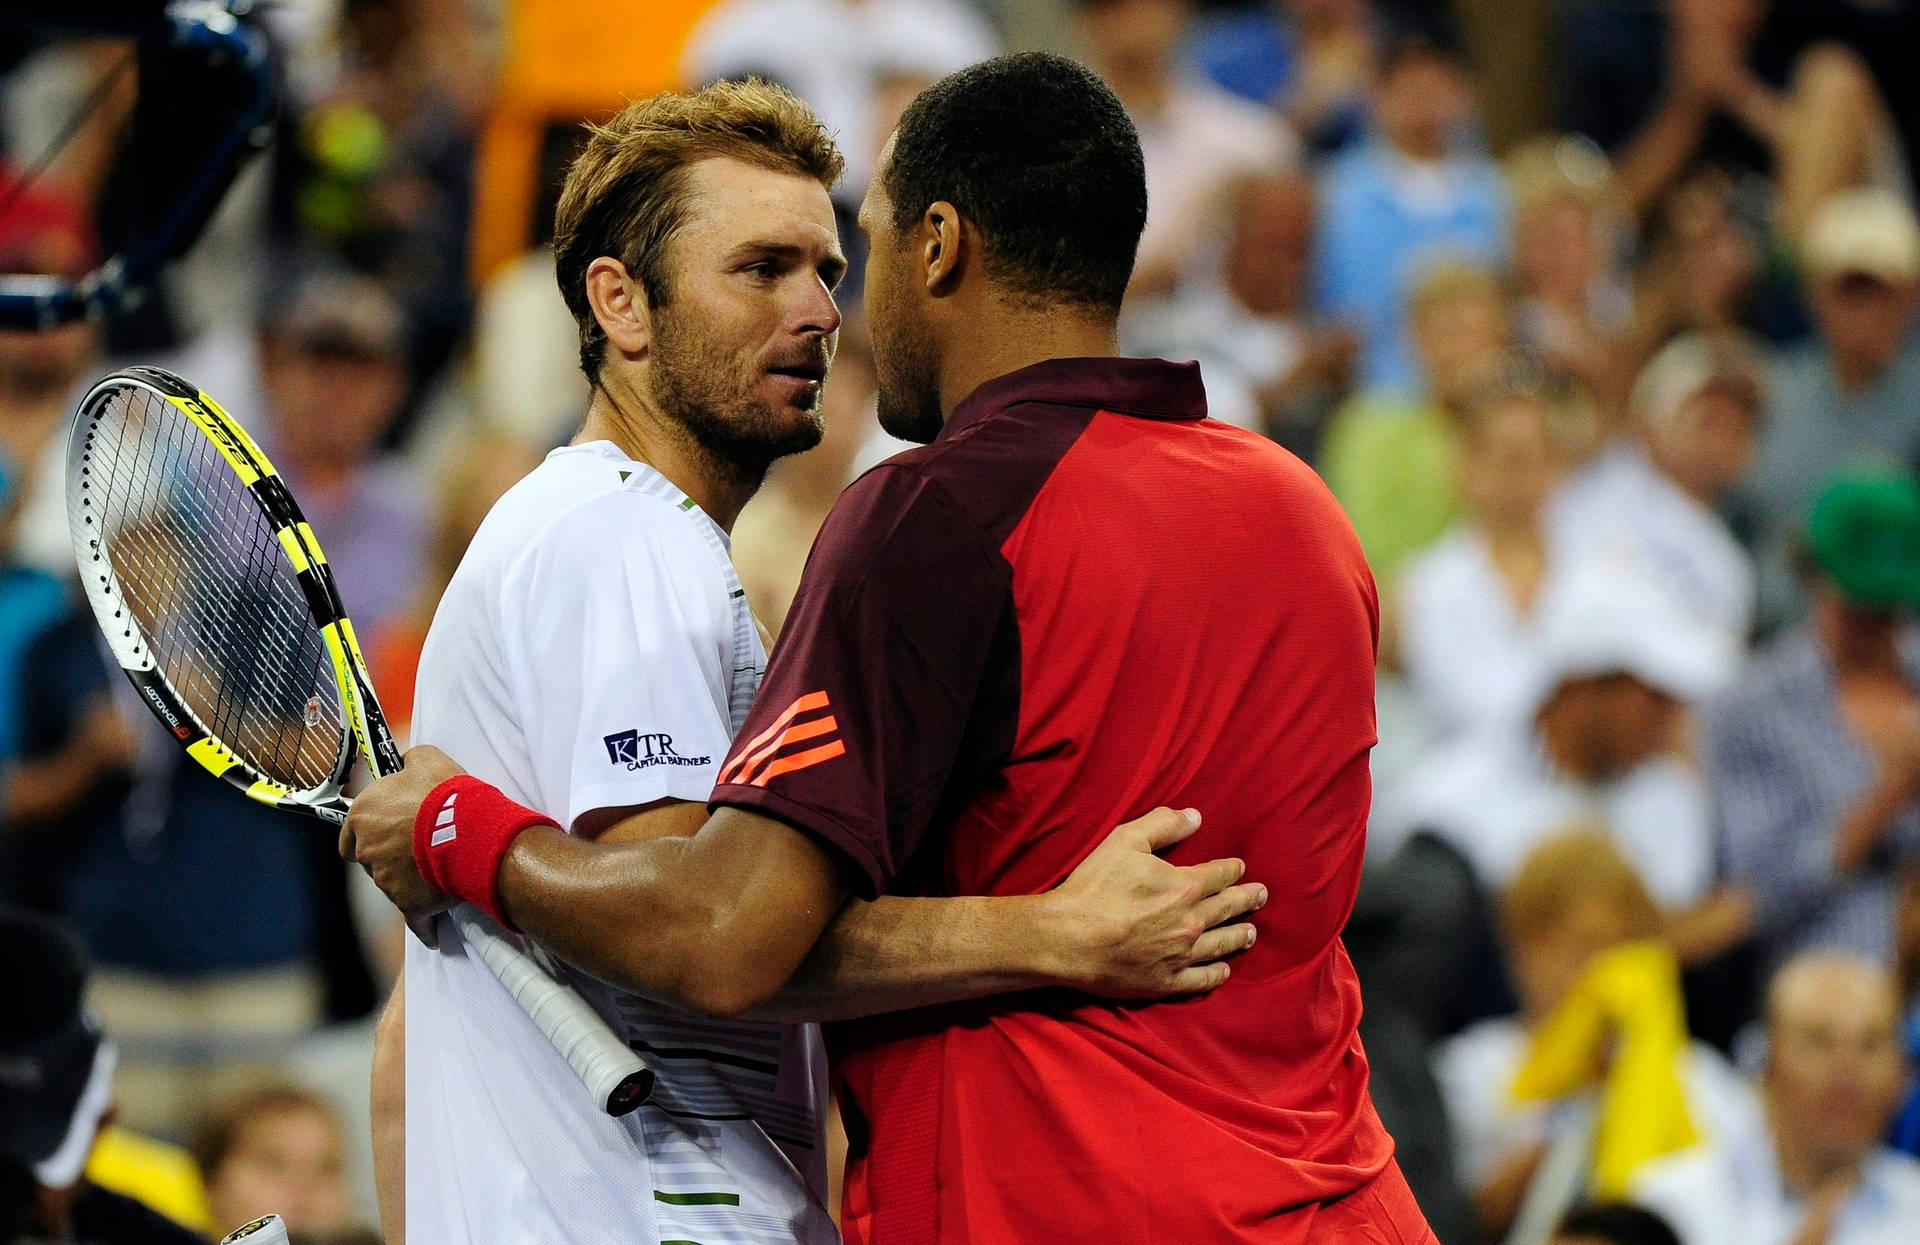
[1629,333,1765,434]
[1529,556,1740,710]
[1804,189,1920,283]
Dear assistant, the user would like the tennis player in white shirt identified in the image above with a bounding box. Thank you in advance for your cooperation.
[372,80,1264,1245]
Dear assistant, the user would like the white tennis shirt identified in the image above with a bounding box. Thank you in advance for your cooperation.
[404,441,834,1244]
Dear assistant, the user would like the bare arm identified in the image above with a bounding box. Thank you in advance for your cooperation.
[370,975,406,1245]
[759,808,1261,1022]
[346,749,1262,1019]
[2,701,131,824]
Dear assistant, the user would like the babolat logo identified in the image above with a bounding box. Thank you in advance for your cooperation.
[604,730,710,771]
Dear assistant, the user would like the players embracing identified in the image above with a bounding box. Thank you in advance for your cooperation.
[364,71,1272,1245]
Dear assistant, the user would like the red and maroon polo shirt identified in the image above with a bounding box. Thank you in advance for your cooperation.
[712,356,1399,1242]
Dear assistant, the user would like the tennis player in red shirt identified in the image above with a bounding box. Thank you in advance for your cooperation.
[347,51,1432,1242]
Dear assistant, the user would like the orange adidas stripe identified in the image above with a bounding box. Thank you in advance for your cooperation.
[732,715,840,787]
[719,690,829,785]
[749,739,847,787]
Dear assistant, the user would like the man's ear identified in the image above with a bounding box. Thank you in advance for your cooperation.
[585,256,654,360]
[921,201,965,295]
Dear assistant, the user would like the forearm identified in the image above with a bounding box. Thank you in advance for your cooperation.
[497,809,843,1018]
[370,977,406,1245]
[1616,94,1712,218]
[1833,776,1913,874]
[1,748,101,824]
[749,893,1067,1023]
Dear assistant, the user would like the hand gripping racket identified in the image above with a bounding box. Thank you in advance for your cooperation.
[67,365,654,1116]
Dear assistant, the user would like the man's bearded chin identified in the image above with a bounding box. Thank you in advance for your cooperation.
[652,315,826,480]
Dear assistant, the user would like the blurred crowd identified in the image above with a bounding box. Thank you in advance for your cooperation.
[3,1,1920,1242]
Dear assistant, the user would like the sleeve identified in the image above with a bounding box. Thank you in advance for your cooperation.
[499,494,740,832]
[18,609,109,759]
[1704,698,1835,932]
[709,464,1012,899]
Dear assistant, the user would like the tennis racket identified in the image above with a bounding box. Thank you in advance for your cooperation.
[67,365,654,1116]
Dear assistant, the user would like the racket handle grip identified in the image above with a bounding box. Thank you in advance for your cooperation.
[220,1214,290,1243]
[448,903,655,1116]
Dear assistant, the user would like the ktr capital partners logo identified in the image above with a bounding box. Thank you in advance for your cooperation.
[603,729,712,771]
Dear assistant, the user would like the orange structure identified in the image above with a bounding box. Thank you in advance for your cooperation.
[473,0,715,283]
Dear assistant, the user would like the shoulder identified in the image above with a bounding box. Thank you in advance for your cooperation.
[1173,79,1296,159]
[1631,1140,1734,1207]
[480,454,712,581]
[1868,1149,1920,1202]
[1402,527,1483,594]
[1436,1018,1523,1090]
[1712,629,1817,720]
[1682,1041,1763,1138]
[812,455,997,585]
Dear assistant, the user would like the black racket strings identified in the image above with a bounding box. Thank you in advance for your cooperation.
[78,385,345,792]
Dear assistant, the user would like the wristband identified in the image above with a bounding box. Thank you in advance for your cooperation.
[412,775,558,932]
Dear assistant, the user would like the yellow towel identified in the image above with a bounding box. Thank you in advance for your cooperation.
[1510,940,1699,1195]
[86,1126,214,1235]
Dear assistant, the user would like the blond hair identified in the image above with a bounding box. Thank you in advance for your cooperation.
[1500,827,1663,947]
[552,80,843,384]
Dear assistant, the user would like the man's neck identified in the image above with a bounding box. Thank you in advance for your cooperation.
[576,384,761,532]
[1832,346,1893,394]
[936,305,1120,420]
[1772,1118,1865,1202]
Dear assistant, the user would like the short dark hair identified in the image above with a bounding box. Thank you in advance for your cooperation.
[1556,1203,1682,1245]
[883,52,1146,312]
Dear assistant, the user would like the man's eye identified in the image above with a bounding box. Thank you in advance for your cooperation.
[746,261,778,279]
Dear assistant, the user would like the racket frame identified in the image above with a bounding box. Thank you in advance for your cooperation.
[71,365,385,821]
[68,365,655,1117]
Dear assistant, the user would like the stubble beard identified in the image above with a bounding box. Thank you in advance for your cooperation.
[651,306,826,488]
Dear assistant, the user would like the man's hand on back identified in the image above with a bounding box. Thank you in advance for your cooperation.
[1039,808,1265,998]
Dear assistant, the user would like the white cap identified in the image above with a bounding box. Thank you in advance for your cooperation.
[1804,188,1920,283]
[1629,333,1764,433]
[31,1039,116,1190]
[1529,556,1739,711]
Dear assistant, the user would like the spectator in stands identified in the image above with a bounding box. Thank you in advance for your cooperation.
[1632,952,1920,1244]
[1894,863,1920,1158]
[1627,170,1761,371]
[1708,471,1920,971]
[1319,259,1510,594]
[1555,1203,1683,1245]
[1314,25,1509,392]
[190,1083,352,1238]
[1558,0,1900,237]
[258,269,429,639]
[0,173,101,574]
[1750,189,1920,626]
[1507,135,1633,421]
[1552,333,1764,643]
[1395,358,1565,739]
[1075,0,1297,296]
[1183,0,1374,154]
[277,0,492,402]
[1377,557,1737,913]
[1438,832,1758,1243]
[0,446,134,914]
[683,0,997,205]
[1119,170,1357,453]
[0,909,206,1245]
[63,272,432,1117]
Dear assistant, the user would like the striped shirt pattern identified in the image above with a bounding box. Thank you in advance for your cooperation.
[1705,627,1920,967]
